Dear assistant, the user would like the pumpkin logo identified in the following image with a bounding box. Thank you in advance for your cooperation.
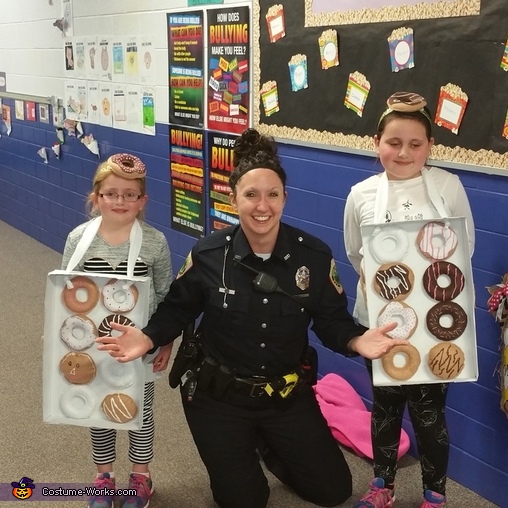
[11,477,35,499]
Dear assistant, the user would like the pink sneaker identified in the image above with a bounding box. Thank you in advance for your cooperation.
[420,489,447,507]
[119,473,154,508]
[88,473,115,508]
[354,478,395,508]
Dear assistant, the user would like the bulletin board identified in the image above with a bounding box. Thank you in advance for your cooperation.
[253,0,508,171]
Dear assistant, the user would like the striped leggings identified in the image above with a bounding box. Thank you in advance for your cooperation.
[91,381,155,465]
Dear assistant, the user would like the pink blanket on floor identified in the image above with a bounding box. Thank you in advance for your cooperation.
[313,373,410,460]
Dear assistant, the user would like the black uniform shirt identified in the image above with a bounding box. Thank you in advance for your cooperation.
[143,223,366,378]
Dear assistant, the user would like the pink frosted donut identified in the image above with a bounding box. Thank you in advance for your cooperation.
[101,279,138,313]
[108,153,145,175]
[377,301,418,340]
[417,221,458,260]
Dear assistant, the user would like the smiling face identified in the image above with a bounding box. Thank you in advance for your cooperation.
[375,117,434,180]
[230,167,286,252]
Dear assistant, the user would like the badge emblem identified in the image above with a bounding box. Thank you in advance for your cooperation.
[295,266,310,291]
[329,259,343,294]
[177,251,193,279]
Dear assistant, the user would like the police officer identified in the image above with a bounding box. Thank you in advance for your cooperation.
[98,128,404,508]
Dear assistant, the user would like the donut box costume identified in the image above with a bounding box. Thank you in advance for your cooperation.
[42,217,151,430]
[362,217,478,386]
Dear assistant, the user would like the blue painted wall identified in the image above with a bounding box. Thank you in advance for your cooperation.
[1,101,508,506]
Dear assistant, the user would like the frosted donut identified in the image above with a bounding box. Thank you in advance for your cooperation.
[98,314,135,337]
[60,385,97,419]
[377,301,418,340]
[417,221,458,261]
[59,352,96,384]
[60,315,97,351]
[426,301,468,341]
[62,276,100,314]
[381,344,421,381]
[428,343,465,380]
[387,92,426,111]
[101,393,138,423]
[108,153,146,175]
[374,263,414,301]
[101,279,138,313]
[369,225,409,264]
[100,356,136,388]
[423,261,465,301]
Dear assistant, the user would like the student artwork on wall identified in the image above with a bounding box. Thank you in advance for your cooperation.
[253,0,508,171]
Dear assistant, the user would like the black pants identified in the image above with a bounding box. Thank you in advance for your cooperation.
[181,384,352,508]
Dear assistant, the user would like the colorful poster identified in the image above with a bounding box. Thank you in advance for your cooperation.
[170,125,206,238]
[168,12,205,128]
[207,6,250,134]
[207,131,238,232]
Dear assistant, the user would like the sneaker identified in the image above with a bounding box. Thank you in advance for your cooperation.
[420,489,447,507]
[119,473,154,508]
[88,473,115,508]
[353,477,395,508]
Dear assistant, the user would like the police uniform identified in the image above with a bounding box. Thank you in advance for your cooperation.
[143,223,367,508]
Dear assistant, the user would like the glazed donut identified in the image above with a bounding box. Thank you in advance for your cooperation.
[417,221,458,261]
[62,276,100,314]
[377,301,418,340]
[101,279,138,313]
[108,153,146,175]
[60,315,97,351]
[423,261,465,301]
[428,342,465,380]
[59,352,97,384]
[381,344,421,381]
[426,301,468,341]
[100,356,136,388]
[60,385,97,419]
[387,91,426,111]
[374,263,414,301]
[98,314,135,337]
[369,225,409,264]
[101,393,138,423]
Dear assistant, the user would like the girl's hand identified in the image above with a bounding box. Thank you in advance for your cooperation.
[152,344,173,372]
[348,323,409,359]
[96,322,154,362]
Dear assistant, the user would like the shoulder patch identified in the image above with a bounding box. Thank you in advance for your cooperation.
[329,259,343,294]
[177,251,193,279]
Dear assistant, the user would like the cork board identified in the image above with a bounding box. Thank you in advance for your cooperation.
[253,0,508,171]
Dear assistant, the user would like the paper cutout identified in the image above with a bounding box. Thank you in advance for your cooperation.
[503,108,508,140]
[76,121,84,137]
[39,104,50,124]
[501,40,508,71]
[25,101,36,122]
[15,100,24,120]
[260,81,280,117]
[266,4,285,43]
[38,147,48,164]
[344,72,371,117]
[388,27,414,72]
[288,54,308,92]
[64,118,77,137]
[81,133,100,156]
[1,104,11,135]
[53,18,65,35]
[52,143,61,159]
[319,29,339,70]
[435,83,468,135]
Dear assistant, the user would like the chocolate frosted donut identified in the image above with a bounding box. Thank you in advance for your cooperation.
[426,301,467,341]
[374,263,414,301]
[387,91,426,111]
[423,261,465,301]
[98,314,135,337]
[428,343,465,380]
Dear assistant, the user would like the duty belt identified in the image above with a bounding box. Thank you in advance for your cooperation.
[232,372,300,398]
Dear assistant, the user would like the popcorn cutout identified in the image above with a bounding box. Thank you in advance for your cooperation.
[388,27,414,72]
[260,81,280,117]
[501,40,508,72]
[318,29,339,70]
[344,72,371,117]
[435,83,468,135]
[503,109,508,140]
[81,133,100,157]
[288,54,308,92]
[266,4,285,43]
[38,147,48,164]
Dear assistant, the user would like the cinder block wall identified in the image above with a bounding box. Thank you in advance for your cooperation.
[1,109,508,506]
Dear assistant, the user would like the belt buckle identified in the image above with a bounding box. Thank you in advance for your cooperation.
[249,382,266,397]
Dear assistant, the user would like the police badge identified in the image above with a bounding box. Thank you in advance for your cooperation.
[329,260,343,294]
[296,266,310,290]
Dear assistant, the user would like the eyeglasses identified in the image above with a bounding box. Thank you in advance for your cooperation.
[99,191,142,202]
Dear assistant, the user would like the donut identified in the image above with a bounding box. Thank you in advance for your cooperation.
[428,343,465,380]
[59,352,97,384]
[377,301,418,340]
[381,344,421,381]
[60,315,98,351]
[374,263,414,301]
[98,314,135,337]
[100,356,136,388]
[60,385,97,419]
[62,275,100,314]
[101,279,139,313]
[369,225,409,264]
[426,301,468,341]
[387,91,426,112]
[108,153,146,175]
[417,221,458,261]
[423,261,465,301]
[101,393,138,423]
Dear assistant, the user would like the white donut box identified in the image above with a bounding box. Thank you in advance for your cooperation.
[43,270,150,430]
[361,217,478,386]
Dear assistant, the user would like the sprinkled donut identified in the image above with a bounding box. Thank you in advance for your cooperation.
[417,221,458,261]
[428,343,465,380]
[59,352,97,384]
[108,153,146,175]
[62,276,100,314]
[60,315,97,351]
[369,225,409,264]
[60,385,97,419]
[98,314,135,337]
[101,393,138,423]
[374,263,414,301]
[101,279,139,313]
[377,301,418,340]
[426,301,467,341]
[423,261,465,301]
[381,344,421,381]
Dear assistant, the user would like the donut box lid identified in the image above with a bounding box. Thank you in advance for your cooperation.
[361,217,478,386]
[43,270,151,430]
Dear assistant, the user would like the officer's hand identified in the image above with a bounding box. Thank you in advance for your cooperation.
[96,322,154,363]
[348,322,408,359]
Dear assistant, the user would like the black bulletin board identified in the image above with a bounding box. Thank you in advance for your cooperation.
[253,0,508,171]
